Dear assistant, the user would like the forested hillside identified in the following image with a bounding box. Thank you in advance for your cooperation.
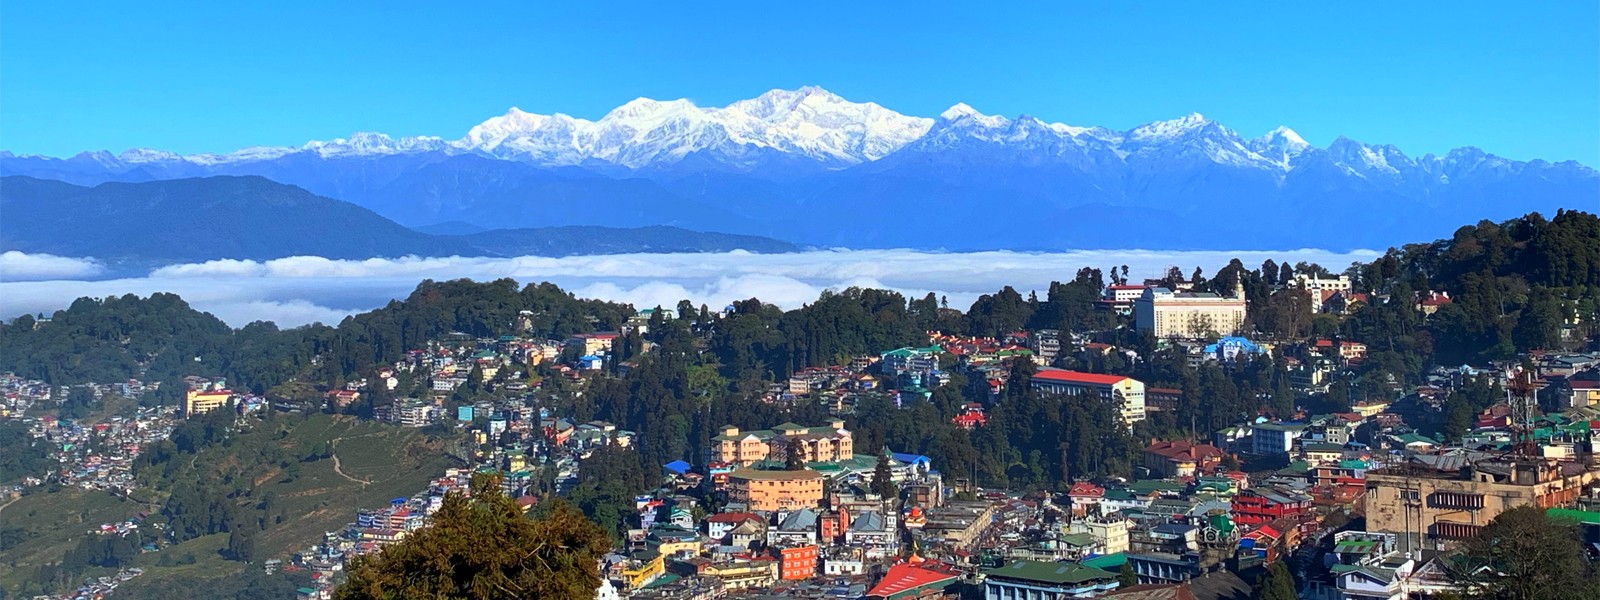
[4,210,1597,566]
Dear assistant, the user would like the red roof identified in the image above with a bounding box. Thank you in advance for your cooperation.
[1032,369,1129,386]
[1145,441,1225,462]
[1108,284,1147,290]
[1068,481,1105,497]
[865,563,959,598]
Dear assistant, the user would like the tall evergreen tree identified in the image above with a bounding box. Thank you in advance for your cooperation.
[336,474,610,600]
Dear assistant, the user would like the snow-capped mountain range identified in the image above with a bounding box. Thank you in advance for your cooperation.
[3,87,1595,252]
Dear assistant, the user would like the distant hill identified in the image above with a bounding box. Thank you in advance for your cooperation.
[0,175,468,262]
[0,176,800,264]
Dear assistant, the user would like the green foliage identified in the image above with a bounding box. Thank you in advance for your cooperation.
[566,445,648,539]
[335,475,610,600]
[1256,561,1296,600]
[972,360,1140,487]
[1117,562,1137,589]
[0,421,52,483]
[871,451,898,499]
[1450,506,1599,600]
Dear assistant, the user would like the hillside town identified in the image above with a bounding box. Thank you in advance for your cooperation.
[144,277,1600,598]
[6,238,1600,600]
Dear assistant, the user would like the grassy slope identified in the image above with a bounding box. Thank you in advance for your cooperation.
[1,414,460,596]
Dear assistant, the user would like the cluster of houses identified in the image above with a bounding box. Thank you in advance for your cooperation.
[9,404,182,493]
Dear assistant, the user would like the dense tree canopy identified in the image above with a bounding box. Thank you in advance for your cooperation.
[336,475,610,600]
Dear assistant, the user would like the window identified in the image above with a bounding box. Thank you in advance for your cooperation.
[1428,491,1485,510]
[1399,489,1420,503]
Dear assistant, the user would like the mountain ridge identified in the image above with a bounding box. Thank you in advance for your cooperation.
[3,87,1595,252]
[0,176,801,266]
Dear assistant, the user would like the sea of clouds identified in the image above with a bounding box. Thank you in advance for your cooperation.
[0,248,1382,328]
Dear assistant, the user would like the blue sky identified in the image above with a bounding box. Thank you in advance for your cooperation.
[4,2,1597,165]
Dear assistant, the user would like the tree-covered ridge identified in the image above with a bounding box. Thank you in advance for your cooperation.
[0,279,634,392]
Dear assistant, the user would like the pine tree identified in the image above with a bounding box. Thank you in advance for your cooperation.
[336,474,610,600]
[1257,561,1296,600]
[1117,562,1137,588]
[785,436,808,470]
[871,450,897,500]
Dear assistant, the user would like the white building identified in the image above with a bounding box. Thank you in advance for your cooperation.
[1293,273,1352,293]
[1030,369,1146,427]
[1134,282,1247,339]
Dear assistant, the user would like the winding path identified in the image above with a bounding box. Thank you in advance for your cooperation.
[329,437,373,485]
[0,495,20,517]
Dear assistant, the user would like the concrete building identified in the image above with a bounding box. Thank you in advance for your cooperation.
[982,560,1119,600]
[1294,274,1352,293]
[1134,284,1247,339]
[184,384,233,416]
[1364,454,1600,549]
[727,468,825,512]
[1031,369,1146,426]
[1251,422,1306,455]
[710,420,852,467]
[1144,441,1226,478]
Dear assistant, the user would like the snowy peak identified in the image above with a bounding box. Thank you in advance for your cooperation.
[302,132,448,157]
[1129,112,1218,141]
[18,87,1586,180]
[1248,126,1312,167]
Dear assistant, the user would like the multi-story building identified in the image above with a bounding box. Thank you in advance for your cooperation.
[1100,284,1149,315]
[184,384,233,416]
[1134,283,1248,339]
[1231,488,1312,528]
[772,545,817,581]
[710,420,853,467]
[727,469,824,511]
[1251,422,1306,455]
[1143,441,1226,478]
[982,560,1119,600]
[1030,369,1146,426]
[1068,517,1131,556]
[880,346,941,376]
[1294,273,1352,293]
[1364,455,1600,549]
[568,332,620,356]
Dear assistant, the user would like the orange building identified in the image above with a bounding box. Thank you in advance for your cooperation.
[774,545,818,580]
[728,468,825,511]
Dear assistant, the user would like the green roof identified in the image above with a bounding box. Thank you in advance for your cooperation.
[642,573,680,589]
[1335,539,1381,554]
[983,560,1116,585]
[1279,460,1311,475]
[1396,433,1440,446]
[1129,480,1185,494]
[1060,532,1096,547]
[1080,553,1126,570]
[1549,508,1600,525]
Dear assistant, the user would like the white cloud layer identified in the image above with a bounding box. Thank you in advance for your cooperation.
[1,248,1381,328]
[0,251,104,281]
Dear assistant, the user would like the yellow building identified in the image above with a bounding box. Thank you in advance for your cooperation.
[621,551,665,590]
[711,420,853,467]
[184,387,233,416]
[728,468,825,511]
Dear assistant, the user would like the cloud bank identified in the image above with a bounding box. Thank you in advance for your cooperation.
[1,248,1382,328]
[0,251,104,280]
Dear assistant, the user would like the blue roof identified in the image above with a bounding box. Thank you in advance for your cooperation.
[663,460,692,474]
[893,452,932,466]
